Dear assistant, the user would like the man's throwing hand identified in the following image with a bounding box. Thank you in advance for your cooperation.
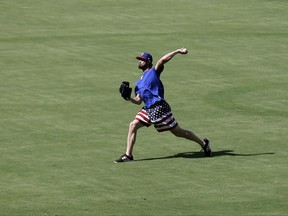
[178,48,188,54]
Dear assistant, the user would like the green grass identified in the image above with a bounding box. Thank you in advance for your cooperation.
[1,0,287,215]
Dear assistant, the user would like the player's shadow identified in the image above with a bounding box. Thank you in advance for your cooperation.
[135,150,275,162]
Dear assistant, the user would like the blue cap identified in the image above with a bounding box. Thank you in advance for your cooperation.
[136,52,153,62]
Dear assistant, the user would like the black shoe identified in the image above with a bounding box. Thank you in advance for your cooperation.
[114,154,134,163]
[203,138,212,157]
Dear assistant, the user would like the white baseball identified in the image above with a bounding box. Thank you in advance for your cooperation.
[180,48,188,54]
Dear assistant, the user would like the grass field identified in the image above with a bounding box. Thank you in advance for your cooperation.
[1,0,287,215]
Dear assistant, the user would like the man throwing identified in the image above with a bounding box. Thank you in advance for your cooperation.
[115,48,212,163]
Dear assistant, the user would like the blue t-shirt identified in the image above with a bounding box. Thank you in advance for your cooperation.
[135,66,165,108]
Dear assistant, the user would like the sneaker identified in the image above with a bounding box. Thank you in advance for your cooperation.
[203,138,212,157]
[114,154,134,163]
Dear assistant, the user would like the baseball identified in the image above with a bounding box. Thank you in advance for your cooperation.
[181,48,188,54]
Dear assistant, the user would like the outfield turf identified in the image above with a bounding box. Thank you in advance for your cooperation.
[1,0,287,215]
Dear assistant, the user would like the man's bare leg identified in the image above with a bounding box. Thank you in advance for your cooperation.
[170,125,205,148]
[125,119,145,156]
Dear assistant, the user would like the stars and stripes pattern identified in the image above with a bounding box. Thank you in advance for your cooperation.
[135,101,178,132]
[135,109,151,127]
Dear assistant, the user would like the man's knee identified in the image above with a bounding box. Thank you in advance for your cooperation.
[129,120,141,131]
[171,126,186,138]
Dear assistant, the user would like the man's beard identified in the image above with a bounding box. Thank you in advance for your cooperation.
[138,64,148,70]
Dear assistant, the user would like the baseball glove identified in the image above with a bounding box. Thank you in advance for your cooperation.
[119,81,132,100]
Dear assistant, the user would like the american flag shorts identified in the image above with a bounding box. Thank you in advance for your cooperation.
[135,100,178,132]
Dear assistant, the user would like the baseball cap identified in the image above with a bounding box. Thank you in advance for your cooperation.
[136,52,153,62]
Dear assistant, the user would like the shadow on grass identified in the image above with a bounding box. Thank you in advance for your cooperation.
[135,150,275,162]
